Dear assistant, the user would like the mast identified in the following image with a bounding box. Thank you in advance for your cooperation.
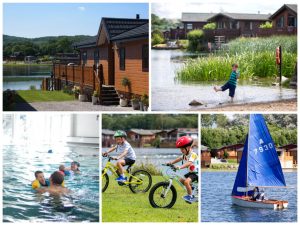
[245,115,251,196]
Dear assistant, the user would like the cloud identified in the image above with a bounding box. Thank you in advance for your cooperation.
[77,6,86,11]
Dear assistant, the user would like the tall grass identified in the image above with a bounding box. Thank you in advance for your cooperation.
[227,35,297,54]
[177,35,297,81]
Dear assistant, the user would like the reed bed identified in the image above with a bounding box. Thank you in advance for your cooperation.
[177,36,297,81]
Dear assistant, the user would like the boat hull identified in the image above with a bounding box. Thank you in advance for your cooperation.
[232,196,288,209]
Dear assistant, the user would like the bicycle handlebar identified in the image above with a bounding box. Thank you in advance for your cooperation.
[162,163,177,171]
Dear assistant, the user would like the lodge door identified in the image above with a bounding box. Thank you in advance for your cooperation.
[108,48,115,85]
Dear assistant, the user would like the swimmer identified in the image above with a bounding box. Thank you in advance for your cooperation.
[36,171,70,195]
[58,165,66,176]
[32,171,49,189]
[66,161,81,174]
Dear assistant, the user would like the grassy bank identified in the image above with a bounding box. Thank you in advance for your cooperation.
[3,62,52,66]
[102,176,198,222]
[15,90,74,103]
[3,77,47,82]
[177,36,297,81]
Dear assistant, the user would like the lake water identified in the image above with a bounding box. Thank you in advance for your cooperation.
[201,171,297,222]
[101,147,198,175]
[3,65,52,90]
[151,50,297,111]
[3,144,99,222]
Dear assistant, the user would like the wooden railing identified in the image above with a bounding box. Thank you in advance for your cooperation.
[52,64,103,97]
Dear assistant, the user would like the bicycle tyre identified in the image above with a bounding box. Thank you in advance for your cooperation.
[149,182,177,208]
[102,170,109,193]
[129,170,152,193]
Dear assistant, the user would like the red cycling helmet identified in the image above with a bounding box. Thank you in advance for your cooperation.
[176,136,193,148]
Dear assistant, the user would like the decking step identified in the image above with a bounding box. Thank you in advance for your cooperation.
[100,85,120,106]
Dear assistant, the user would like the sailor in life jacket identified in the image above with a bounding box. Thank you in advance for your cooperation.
[251,187,265,201]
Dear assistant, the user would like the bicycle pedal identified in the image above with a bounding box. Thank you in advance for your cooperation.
[118,181,126,186]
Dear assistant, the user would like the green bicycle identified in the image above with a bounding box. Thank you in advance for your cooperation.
[102,156,152,193]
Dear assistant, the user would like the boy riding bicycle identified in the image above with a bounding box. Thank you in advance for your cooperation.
[102,130,136,182]
[167,136,199,203]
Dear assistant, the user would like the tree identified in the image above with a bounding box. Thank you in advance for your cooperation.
[259,21,272,29]
[203,22,216,30]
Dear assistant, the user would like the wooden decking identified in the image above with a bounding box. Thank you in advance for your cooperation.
[52,63,102,91]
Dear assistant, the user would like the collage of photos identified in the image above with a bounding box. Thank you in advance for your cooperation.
[1,0,298,224]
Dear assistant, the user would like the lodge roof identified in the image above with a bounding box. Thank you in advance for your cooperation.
[129,129,162,136]
[74,17,148,49]
[269,4,297,19]
[182,12,270,22]
[182,13,216,22]
[101,17,148,41]
[111,23,149,41]
[208,12,270,21]
[102,129,115,135]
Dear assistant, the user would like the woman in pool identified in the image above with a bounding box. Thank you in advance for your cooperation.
[65,161,81,174]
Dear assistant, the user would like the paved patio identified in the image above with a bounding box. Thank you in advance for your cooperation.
[13,101,136,111]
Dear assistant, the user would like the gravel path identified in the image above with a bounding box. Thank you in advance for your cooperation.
[14,101,135,111]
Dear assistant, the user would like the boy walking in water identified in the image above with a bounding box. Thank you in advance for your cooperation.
[102,130,136,182]
[214,63,240,102]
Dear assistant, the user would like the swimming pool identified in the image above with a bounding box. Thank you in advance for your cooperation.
[3,144,99,222]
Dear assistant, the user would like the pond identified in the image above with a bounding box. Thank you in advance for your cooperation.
[3,64,52,90]
[3,144,99,222]
[201,171,297,222]
[151,50,297,111]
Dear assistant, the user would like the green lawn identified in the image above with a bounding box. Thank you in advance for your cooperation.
[102,176,198,222]
[15,90,75,103]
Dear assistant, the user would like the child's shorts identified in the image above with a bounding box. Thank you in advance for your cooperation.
[184,172,198,182]
[221,82,236,97]
[124,158,136,166]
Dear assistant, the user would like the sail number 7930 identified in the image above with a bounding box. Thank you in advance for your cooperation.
[252,142,274,155]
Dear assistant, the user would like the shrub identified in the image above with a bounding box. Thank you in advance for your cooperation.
[29,85,36,90]
[152,33,165,46]
[259,21,273,29]
[187,29,204,52]
[132,162,161,176]
[203,22,216,30]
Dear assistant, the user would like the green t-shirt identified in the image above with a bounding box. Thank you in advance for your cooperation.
[228,71,239,86]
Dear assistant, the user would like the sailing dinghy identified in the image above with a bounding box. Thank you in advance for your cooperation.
[231,114,288,209]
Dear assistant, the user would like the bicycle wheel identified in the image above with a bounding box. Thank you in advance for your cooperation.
[128,170,152,193]
[149,182,177,208]
[102,170,109,193]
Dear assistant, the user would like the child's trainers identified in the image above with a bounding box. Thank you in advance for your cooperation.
[116,176,127,182]
[183,195,194,204]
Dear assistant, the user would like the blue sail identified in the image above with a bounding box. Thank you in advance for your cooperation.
[247,114,286,187]
[232,135,251,196]
[232,114,286,196]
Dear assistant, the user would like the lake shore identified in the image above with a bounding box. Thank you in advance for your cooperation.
[193,98,297,111]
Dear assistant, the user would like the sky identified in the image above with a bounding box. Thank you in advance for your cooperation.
[152,0,297,19]
[3,3,149,38]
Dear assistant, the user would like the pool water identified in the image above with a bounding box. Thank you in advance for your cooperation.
[3,144,99,222]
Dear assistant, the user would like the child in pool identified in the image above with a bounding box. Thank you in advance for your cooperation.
[65,161,80,174]
[214,63,240,103]
[36,171,70,195]
[32,171,49,189]
[58,165,71,176]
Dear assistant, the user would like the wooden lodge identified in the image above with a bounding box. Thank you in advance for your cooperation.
[166,4,297,41]
[49,15,149,105]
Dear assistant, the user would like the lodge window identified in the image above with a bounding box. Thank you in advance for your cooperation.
[82,51,87,65]
[187,23,193,30]
[142,45,149,72]
[119,47,125,71]
[288,15,296,27]
[230,21,238,29]
[276,16,284,28]
[217,21,225,29]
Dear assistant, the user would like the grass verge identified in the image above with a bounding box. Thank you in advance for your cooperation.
[102,175,198,222]
[15,90,75,103]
